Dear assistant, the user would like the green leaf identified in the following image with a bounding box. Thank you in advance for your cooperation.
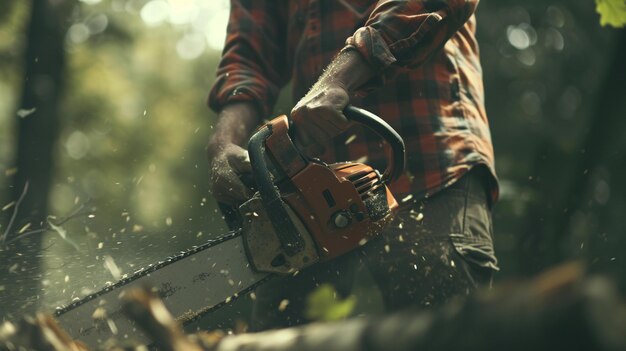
[596,0,626,28]
[305,284,356,322]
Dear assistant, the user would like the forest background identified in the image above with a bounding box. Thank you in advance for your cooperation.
[0,0,625,326]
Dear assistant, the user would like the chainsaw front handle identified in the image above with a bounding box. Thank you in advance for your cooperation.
[248,125,305,256]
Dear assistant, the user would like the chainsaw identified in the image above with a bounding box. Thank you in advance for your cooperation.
[54,105,406,347]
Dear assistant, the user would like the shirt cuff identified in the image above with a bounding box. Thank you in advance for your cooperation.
[345,26,397,70]
[208,73,277,118]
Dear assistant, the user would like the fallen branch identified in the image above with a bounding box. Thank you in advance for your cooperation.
[0,181,29,246]
[0,313,87,351]
[2,201,92,248]
[121,288,224,351]
[199,264,626,351]
[1,263,625,351]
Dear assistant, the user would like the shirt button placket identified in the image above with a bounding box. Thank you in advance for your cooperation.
[307,0,322,75]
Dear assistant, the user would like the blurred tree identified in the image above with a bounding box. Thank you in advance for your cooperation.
[0,2,16,32]
[1,0,75,315]
[518,20,625,275]
[13,0,74,230]
[475,1,620,277]
[571,28,626,289]
[0,0,623,322]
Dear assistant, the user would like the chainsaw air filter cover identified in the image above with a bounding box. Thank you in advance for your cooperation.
[242,106,406,274]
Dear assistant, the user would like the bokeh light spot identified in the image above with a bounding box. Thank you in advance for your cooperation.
[140,0,170,27]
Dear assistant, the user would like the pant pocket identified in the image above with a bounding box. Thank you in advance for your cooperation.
[449,233,499,272]
[449,173,499,273]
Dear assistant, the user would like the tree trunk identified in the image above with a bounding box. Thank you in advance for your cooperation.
[566,29,626,290]
[519,29,626,275]
[0,0,71,318]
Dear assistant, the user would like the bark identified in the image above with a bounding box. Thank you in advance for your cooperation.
[2,263,625,351]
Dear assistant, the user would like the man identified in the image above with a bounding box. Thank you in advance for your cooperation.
[207,0,499,331]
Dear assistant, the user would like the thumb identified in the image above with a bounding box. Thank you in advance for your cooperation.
[228,148,252,174]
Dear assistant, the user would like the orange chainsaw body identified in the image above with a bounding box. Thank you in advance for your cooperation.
[267,116,398,261]
[241,106,405,273]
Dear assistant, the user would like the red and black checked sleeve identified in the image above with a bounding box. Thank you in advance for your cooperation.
[344,0,478,70]
[208,1,289,118]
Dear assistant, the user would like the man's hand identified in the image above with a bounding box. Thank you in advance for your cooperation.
[208,143,254,205]
[207,102,259,205]
[291,49,377,153]
[291,85,350,152]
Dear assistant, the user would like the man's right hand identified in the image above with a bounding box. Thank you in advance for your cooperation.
[208,143,254,206]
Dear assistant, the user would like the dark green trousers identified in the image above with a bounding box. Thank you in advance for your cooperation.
[250,166,498,331]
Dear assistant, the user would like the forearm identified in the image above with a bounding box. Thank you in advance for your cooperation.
[290,50,377,147]
[207,1,289,119]
[208,52,370,154]
[347,0,478,70]
[313,49,376,93]
[207,102,259,157]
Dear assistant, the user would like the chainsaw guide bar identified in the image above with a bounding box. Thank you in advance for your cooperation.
[54,231,272,347]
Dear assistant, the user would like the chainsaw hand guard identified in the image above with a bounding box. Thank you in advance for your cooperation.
[242,105,406,274]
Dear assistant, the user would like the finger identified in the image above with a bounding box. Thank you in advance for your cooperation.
[329,110,351,130]
[293,107,337,144]
[211,173,254,205]
[301,123,328,155]
[210,161,254,205]
[228,148,252,174]
[239,173,256,190]
[293,131,325,156]
[295,126,315,147]
[324,86,351,130]
[306,121,330,144]
[291,108,316,147]
[316,110,348,137]
[307,140,327,156]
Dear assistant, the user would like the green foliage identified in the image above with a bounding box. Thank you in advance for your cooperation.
[1,0,625,319]
[305,284,356,322]
[0,0,231,315]
[596,0,626,27]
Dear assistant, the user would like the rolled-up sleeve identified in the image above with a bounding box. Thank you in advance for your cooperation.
[345,0,479,70]
[208,0,289,118]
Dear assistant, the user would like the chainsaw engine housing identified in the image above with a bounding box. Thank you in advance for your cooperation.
[241,106,405,274]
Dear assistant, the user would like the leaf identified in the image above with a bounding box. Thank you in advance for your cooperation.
[596,0,626,28]
[47,216,80,250]
[305,284,356,322]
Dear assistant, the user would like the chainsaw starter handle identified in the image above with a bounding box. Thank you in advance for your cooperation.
[343,105,406,182]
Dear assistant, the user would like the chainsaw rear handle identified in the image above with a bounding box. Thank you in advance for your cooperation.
[342,105,406,182]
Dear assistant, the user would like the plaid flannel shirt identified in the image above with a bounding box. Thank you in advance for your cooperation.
[209,0,498,203]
